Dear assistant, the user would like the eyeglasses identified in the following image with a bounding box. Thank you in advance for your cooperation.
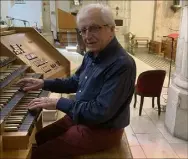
[78,24,108,36]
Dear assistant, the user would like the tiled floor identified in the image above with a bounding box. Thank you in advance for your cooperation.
[125,55,188,159]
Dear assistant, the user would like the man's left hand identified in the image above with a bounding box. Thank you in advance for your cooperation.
[28,97,59,110]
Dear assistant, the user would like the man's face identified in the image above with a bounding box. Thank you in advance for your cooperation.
[77,10,114,54]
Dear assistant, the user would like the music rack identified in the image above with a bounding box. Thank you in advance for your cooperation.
[0,27,70,79]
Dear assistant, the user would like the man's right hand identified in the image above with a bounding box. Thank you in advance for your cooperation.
[17,78,44,91]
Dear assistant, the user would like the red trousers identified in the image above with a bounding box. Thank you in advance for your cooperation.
[31,115,124,159]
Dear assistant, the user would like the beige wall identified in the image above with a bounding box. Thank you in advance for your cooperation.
[0,1,42,27]
[55,1,70,13]
[0,1,10,21]
[154,1,181,42]
[130,0,155,40]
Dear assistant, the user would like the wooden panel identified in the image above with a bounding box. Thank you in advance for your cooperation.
[149,40,162,54]
[57,9,77,29]
[0,27,70,79]
[57,29,77,47]
[162,39,177,61]
[0,30,16,36]
[0,137,31,159]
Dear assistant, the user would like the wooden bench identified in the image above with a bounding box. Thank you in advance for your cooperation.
[75,132,133,159]
[135,37,150,48]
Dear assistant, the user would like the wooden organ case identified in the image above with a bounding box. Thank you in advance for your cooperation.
[0,27,70,159]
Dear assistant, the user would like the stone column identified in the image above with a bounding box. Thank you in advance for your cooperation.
[165,1,188,141]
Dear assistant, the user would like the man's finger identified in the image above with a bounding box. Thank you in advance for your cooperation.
[23,86,38,91]
[29,103,44,110]
[28,98,41,106]
[17,78,30,84]
[28,101,41,108]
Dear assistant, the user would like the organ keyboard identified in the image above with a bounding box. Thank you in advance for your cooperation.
[0,56,49,158]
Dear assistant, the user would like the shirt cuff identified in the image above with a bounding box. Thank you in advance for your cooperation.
[43,79,54,90]
[56,97,74,114]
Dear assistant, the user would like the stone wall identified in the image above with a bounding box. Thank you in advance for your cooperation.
[154,1,182,42]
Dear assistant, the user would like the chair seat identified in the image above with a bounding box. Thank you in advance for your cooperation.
[74,132,133,159]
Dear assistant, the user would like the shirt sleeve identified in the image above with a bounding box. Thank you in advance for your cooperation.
[56,63,135,125]
[42,56,86,93]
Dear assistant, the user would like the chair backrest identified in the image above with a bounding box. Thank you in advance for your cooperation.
[136,70,166,97]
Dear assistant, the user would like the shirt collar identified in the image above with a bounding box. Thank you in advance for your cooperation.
[88,37,120,63]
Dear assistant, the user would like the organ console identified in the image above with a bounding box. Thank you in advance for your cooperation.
[0,27,71,158]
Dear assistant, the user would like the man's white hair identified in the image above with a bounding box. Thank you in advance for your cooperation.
[76,3,115,27]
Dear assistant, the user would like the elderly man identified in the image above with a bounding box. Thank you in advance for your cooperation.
[18,3,136,159]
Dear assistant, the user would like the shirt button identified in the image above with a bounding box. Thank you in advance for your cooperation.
[85,76,87,79]
[79,90,82,93]
[92,63,95,66]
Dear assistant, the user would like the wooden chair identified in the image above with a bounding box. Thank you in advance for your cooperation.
[133,70,166,116]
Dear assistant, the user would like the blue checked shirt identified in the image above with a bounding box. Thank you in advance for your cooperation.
[43,37,136,128]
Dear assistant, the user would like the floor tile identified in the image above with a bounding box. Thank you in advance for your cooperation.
[163,132,188,144]
[157,124,170,134]
[170,143,188,159]
[141,144,178,158]
[131,116,160,134]
[136,133,164,145]
[130,107,147,117]
[133,96,153,109]
[154,119,187,144]
[144,108,165,126]
[124,126,140,146]
[130,146,146,158]
[136,133,178,158]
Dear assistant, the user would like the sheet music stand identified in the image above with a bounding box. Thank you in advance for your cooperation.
[166,33,179,87]
[160,33,179,112]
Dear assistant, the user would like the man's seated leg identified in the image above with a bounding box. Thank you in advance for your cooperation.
[31,125,124,159]
[35,115,74,146]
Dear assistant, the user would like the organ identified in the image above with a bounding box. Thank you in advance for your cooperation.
[0,27,71,159]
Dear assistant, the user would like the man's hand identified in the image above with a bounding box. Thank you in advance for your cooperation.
[17,78,44,91]
[28,97,59,110]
